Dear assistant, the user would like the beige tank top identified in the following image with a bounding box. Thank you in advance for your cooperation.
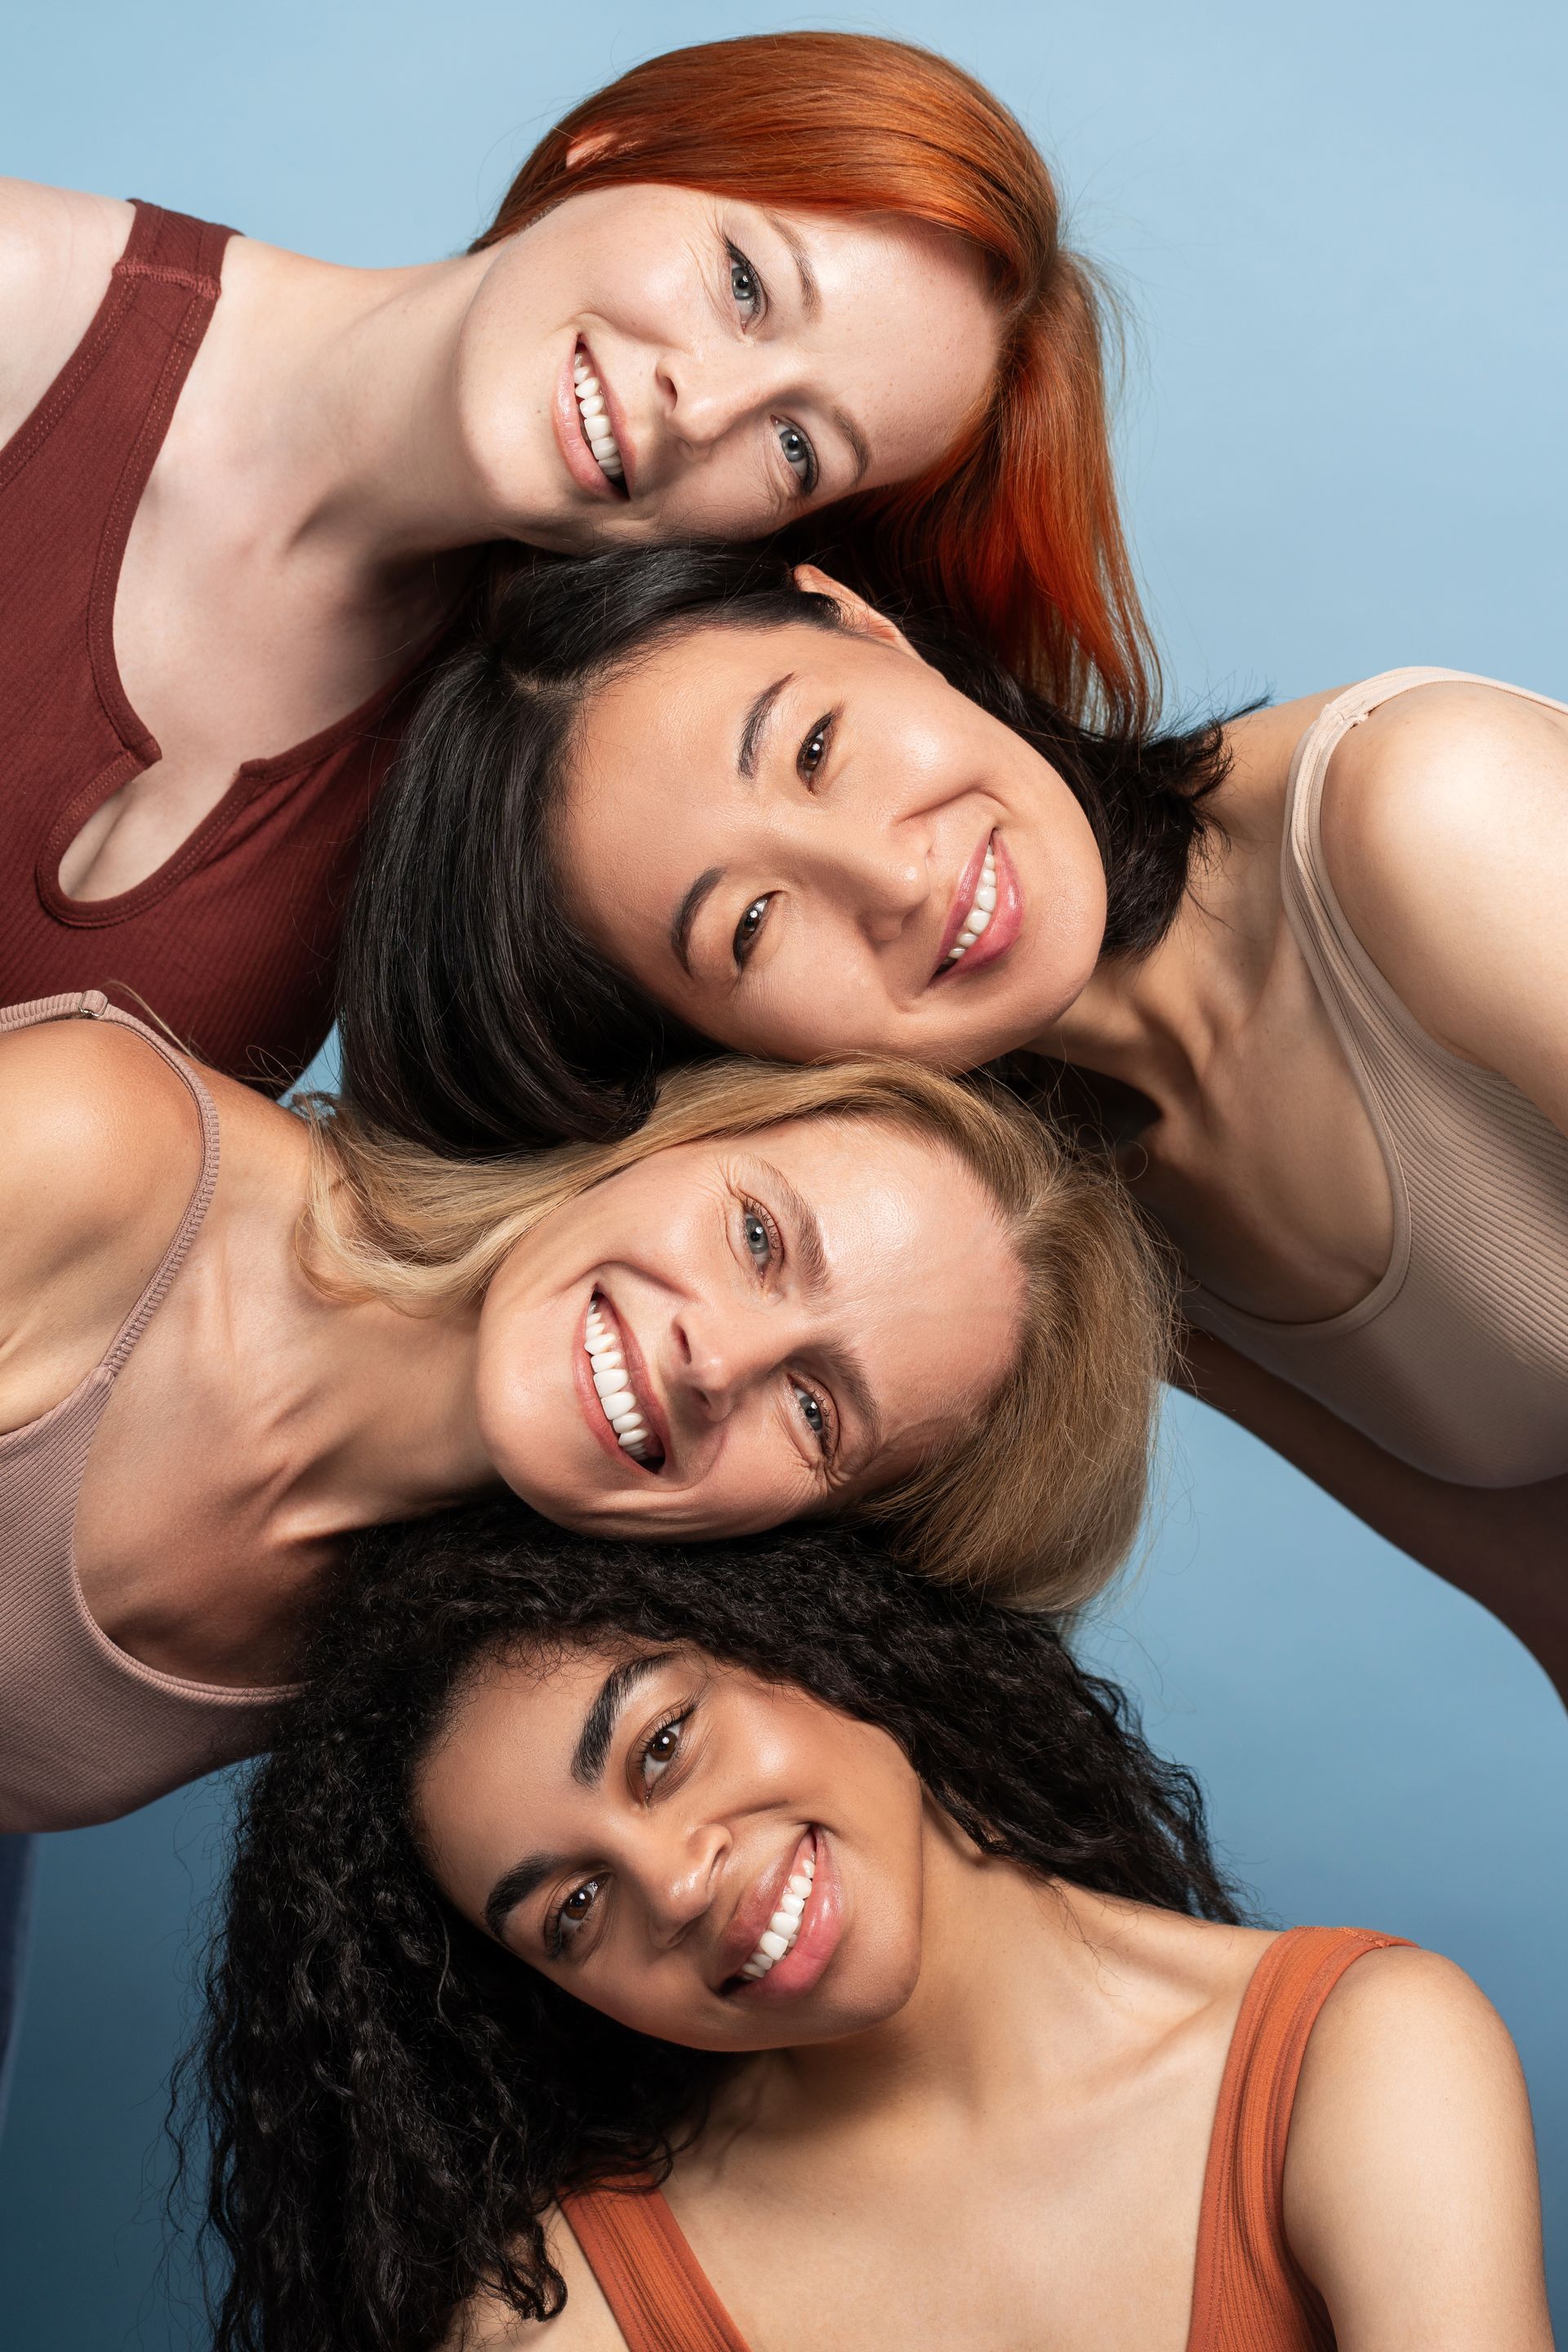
[1187,669,1568,1486]
[0,992,291,1832]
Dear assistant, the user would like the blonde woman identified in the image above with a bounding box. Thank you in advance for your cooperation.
[0,989,1168,1834]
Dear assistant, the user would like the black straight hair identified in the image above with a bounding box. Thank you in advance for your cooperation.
[182,1503,1242,2352]
[336,546,1232,1157]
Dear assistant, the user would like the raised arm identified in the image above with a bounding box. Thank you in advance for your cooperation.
[1284,1945,1555,2352]
[1321,679,1568,1136]
[0,1016,203,1432]
[0,178,133,447]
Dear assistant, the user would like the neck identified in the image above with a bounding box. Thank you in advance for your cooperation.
[1030,722,1290,1117]
[754,1815,1146,2132]
[209,1098,501,1543]
[183,235,507,575]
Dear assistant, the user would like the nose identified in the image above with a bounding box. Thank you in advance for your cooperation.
[643,1815,728,1948]
[655,341,786,455]
[665,1296,804,1428]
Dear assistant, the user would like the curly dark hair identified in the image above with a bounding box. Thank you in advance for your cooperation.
[184,1503,1241,2352]
[336,545,1234,1158]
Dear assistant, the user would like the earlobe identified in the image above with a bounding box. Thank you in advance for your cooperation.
[791,565,923,663]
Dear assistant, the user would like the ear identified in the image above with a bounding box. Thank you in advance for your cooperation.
[791,565,924,663]
[564,129,617,171]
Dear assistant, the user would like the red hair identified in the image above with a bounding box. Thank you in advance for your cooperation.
[474,33,1157,730]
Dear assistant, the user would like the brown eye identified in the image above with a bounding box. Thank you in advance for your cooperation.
[733,894,771,967]
[798,715,832,782]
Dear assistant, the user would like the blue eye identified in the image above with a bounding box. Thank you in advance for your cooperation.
[728,244,762,322]
[743,1208,773,1269]
[792,1381,830,1452]
[775,420,817,493]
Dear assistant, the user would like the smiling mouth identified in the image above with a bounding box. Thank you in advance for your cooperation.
[736,1838,817,1983]
[930,828,1022,984]
[572,343,627,492]
[583,1292,665,1468]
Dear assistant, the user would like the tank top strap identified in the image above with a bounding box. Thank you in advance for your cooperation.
[0,199,234,502]
[559,2177,752,2352]
[1187,1926,1414,2352]
[0,991,220,1380]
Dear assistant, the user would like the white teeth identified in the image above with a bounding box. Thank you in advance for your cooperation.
[946,843,999,965]
[737,1843,816,1983]
[572,350,625,483]
[584,1298,658,1463]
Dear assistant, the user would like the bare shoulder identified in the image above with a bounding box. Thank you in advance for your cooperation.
[441,2213,625,2350]
[1285,1945,1552,2347]
[1319,679,1568,1079]
[0,1019,205,1423]
[0,179,134,443]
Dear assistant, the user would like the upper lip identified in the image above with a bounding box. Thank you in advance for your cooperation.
[577,336,637,497]
[711,1828,814,1989]
[931,828,994,978]
[592,1290,672,1468]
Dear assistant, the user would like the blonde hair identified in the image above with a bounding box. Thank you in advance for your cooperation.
[301,1058,1171,1609]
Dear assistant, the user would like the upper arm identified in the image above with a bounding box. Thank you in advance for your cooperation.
[1284,1946,1552,2351]
[1320,682,1568,1133]
[0,1020,203,1427]
[0,180,133,444]
[443,2212,626,2350]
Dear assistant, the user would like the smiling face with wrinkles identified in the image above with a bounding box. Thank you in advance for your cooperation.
[473,1111,1022,1543]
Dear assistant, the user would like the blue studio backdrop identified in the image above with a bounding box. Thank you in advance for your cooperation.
[2,2,1565,2343]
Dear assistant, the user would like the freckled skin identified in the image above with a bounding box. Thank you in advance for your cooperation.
[452,189,1000,550]
[474,1112,1022,1540]
[562,591,1110,1071]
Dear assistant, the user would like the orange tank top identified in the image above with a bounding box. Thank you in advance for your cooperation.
[559,1926,1410,2352]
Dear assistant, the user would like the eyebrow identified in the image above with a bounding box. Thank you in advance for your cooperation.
[752,1156,885,1462]
[763,209,821,322]
[480,1651,675,1941]
[760,212,871,489]
[738,674,791,780]
[572,1653,673,1786]
[670,866,724,978]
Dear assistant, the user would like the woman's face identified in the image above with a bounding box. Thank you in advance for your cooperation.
[453,183,999,549]
[475,1113,1020,1539]
[559,588,1111,1071]
[418,1642,930,2050]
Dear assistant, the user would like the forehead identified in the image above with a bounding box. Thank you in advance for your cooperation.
[735,1111,1019,1353]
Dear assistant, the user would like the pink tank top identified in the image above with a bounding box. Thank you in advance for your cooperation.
[0,992,290,1831]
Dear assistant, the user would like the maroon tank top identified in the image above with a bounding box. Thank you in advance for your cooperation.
[0,199,431,1092]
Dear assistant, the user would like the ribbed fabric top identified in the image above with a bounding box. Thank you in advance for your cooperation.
[558,1926,1409,2352]
[0,201,428,1093]
[1187,668,1568,1485]
[0,994,290,1832]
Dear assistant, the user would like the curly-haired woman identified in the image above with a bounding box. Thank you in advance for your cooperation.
[191,1506,1553,2352]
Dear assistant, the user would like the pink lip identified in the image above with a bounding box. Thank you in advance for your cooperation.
[551,337,633,501]
[931,829,1023,984]
[724,1815,846,2003]
[572,1291,671,1474]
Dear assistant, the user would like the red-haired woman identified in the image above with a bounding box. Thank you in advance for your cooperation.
[0,30,1147,1098]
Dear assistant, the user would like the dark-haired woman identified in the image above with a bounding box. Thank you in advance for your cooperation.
[194,1506,1552,2352]
[0,32,1144,1093]
[336,549,1568,1696]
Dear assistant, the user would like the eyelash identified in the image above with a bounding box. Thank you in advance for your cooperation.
[739,1197,836,1459]
[724,237,819,499]
[729,715,834,971]
[545,1707,693,1957]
